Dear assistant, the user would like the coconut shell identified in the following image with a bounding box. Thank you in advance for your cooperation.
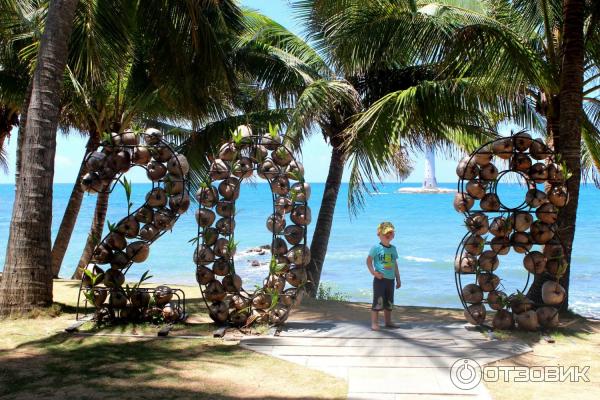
[86,152,106,172]
[153,143,174,163]
[271,238,288,256]
[130,291,151,308]
[272,147,293,166]
[489,216,512,237]
[525,188,547,208]
[464,234,484,256]
[513,131,532,151]
[286,245,311,266]
[464,303,486,325]
[205,280,226,302]
[109,291,128,309]
[536,306,559,328]
[169,192,190,213]
[284,225,305,245]
[232,157,253,179]
[103,268,125,288]
[126,241,150,263]
[203,227,219,246]
[139,224,160,241]
[529,139,551,160]
[230,294,250,310]
[106,232,127,250]
[477,273,500,292]
[510,231,533,253]
[536,202,558,224]
[511,153,532,172]
[285,267,307,287]
[222,274,243,293]
[462,284,484,304]
[209,159,230,181]
[153,209,175,230]
[218,142,237,161]
[164,174,184,195]
[196,265,215,285]
[208,301,229,323]
[454,253,477,274]
[215,201,234,218]
[492,309,514,330]
[267,213,286,234]
[530,220,554,244]
[270,176,290,196]
[465,213,489,235]
[195,208,216,228]
[473,146,493,166]
[196,186,219,207]
[547,185,568,208]
[275,197,294,214]
[90,288,107,308]
[492,138,513,159]
[135,206,154,224]
[286,160,304,180]
[252,293,272,310]
[212,258,231,276]
[146,187,167,208]
[258,160,280,179]
[516,310,540,331]
[132,146,151,165]
[167,154,189,176]
[466,180,486,199]
[218,177,240,201]
[511,212,533,232]
[144,128,162,145]
[487,290,507,311]
[110,251,129,270]
[92,244,112,264]
[216,218,235,235]
[529,163,548,183]
[480,193,501,211]
[541,281,566,305]
[478,250,499,272]
[81,172,103,193]
[262,133,282,150]
[453,192,474,213]
[230,310,250,326]
[509,295,534,314]
[214,238,233,258]
[490,236,510,255]
[547,163,564,181]
[146,160,167,182]
[251,145,268,163]
[523,251,547,274]
[479,163,499,181]
[291,205,311,226]
[456,156,479,179]
[290,182,311,202]
[194,245,215,265]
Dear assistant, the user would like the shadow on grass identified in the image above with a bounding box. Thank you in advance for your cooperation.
[1,331,340,400]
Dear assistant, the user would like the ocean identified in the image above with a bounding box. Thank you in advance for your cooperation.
[1,182,599,318]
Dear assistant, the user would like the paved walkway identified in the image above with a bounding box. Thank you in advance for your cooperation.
[240,321,532,399]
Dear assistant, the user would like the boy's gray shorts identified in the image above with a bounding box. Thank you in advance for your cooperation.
[372,277,394,311]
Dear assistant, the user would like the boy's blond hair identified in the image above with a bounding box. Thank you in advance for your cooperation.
[377,221,395,235]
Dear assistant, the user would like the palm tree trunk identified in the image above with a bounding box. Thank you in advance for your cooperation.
[555,0,585,311]
[72,190,109,280]
[305,145,345,298]
[0,0,79,315]
[51,134,98,278]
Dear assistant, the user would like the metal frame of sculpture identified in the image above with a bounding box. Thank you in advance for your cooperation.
[76,126,312,327]
[454,131,569,331]
[76,128,190,323]
[195,128,311,327]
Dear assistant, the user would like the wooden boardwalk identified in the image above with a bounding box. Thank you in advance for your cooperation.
[241,321,532,399]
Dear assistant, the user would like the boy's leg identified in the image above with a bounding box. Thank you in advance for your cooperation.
[371,310,380,330]
[384,279,396,327]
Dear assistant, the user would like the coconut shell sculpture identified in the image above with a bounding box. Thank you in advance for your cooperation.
[78,128,189,323]
[454,131,568,331]
[196,126,311,326]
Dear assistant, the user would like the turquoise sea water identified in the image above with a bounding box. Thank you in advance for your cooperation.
[1,182,599,318]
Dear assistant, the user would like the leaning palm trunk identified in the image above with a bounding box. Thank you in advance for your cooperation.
[51,134,98,278]
[0,0,79,315]
[306,145,346,297]
[72,190,109,279]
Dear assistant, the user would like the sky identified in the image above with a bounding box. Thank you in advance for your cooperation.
[0,0,512,185]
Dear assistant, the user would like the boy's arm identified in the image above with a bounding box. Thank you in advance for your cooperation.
[394,260,401,288]
[367,256,383,279]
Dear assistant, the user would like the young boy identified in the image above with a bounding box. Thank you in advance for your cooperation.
[366,222,401,330]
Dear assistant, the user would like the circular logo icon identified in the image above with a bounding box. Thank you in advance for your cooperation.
[450,358,482,390]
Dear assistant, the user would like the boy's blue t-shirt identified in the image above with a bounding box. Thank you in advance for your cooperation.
[369,243,398,280]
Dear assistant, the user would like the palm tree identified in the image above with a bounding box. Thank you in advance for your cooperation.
[0,0,79,314]
[293,0,501,296]
[337,0,600,309]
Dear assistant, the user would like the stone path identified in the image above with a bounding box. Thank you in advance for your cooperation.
[240,321,532,400]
